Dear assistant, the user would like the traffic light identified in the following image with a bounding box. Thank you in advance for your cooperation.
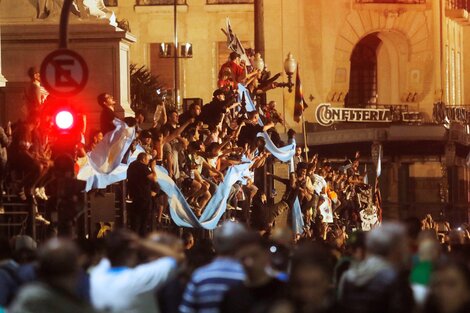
[55,110,74,130]
[42,96,84,177]
[52,108,81,172]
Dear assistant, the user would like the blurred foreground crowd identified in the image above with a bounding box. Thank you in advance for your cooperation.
[1,220,470,313]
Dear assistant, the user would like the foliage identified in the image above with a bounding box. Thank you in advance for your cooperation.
[129,64,166,114]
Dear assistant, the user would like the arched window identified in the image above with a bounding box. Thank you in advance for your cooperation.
[346,33,382,108]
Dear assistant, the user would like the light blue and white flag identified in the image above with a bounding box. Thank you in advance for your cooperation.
[238,83,264,126]
[88,118,136,174]
[257,132,296,163]
[199,162,252,229]
[154,165,202,228]
[77,118,136,191]
[155,162,252,229]
[292,197,304,235]
[78,120,297,229]
[237,85,296,162]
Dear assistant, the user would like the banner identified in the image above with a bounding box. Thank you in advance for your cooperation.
[319,195,334,223]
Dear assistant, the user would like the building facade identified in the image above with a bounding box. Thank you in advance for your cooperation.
[267,0,470,224]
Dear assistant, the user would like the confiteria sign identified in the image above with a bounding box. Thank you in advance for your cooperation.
[315,103,392,127]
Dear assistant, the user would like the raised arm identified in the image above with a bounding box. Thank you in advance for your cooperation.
[262,122,274,132]
[163,118,194,144]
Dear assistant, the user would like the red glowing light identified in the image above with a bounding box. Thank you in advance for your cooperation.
[55,111,74,129]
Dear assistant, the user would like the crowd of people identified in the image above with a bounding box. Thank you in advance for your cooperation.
[92,50,384,239]
[0,48,470,313]
[0,53,468,238]
[0,56,381,238]
[0,220,469,313]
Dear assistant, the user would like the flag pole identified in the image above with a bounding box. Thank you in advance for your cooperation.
[301,113,308,162]
[375,176,382,223]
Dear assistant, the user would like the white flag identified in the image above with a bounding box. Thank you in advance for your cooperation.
[376,145,382,177]
[363,164,368,184]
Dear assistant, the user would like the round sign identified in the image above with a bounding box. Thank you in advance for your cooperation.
[40,49,89,97]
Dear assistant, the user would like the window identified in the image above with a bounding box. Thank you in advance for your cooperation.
[150,43,175,90]
[347,33,381,108]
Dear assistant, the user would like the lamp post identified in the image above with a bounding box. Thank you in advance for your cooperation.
[252,53,265,72]
[277,52,297,93]
[173,0,179,111]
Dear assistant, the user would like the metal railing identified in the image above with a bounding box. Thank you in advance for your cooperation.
[446,0,470,10]
[355,0,426,4]
[135,0,186,5]
[206,0,254,4]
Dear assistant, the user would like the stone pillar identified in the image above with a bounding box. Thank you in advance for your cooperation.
[432,0,444,102]
[254,0,265,58]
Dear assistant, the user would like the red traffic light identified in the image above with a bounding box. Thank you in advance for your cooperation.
[55,110,74,130]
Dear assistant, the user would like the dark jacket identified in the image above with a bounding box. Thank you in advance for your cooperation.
[338,256,414,313]
[100,107,117,135]
[9,282,98,313]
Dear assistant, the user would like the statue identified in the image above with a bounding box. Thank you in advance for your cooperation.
[37,0,112,20]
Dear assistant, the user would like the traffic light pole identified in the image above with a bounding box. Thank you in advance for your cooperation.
[59,0,74,49]
[53,1,86,237]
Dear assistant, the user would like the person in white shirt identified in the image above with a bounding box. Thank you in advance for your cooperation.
[24,66,48,114]
[90,229,184,313]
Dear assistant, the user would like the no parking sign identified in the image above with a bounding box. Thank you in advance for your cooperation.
[40,49,89,97]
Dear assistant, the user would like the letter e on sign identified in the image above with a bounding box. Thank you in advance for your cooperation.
[40,49,88,98]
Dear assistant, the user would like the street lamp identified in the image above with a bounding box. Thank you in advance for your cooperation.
[159,43,173,57]
[252,53,265,71]
[159,42,193,58]
[180,43,193,58]
[277,52,297,93]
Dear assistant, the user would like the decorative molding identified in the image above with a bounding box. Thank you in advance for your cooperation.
[204,4,253,12]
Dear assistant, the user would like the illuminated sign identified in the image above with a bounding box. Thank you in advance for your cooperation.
[433,102,470,124]
[315,103,392,127]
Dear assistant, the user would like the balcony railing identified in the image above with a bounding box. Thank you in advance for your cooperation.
[446,0,470,10]
[355,0,426,3]
[104,0,118,6]
[206,0,254,4]
[136,0,186,5]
